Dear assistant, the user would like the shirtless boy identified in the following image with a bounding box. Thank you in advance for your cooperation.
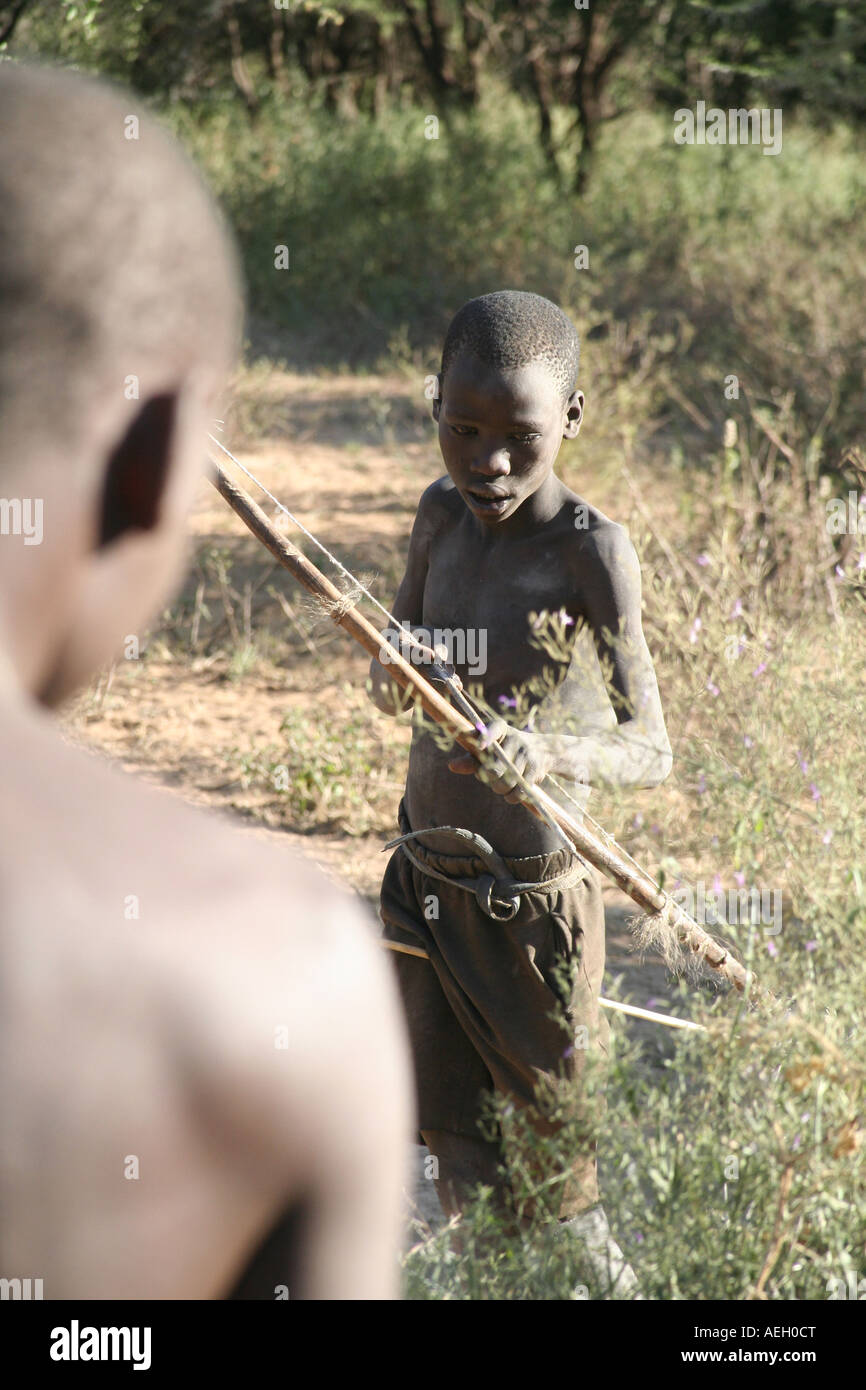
[369,291,672,1291]
[0,64,411,1300]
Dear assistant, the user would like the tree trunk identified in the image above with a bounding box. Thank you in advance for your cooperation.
[572,9,628,195]
[526,44,563,185]
[223,1,259,116]
[372,28,394,119]
[398,0,461,104]
[0,0,31,48]
[267,6,290,97]
[460,0,490,106]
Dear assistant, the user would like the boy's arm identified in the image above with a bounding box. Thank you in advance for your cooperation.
[367,482,445,715]
[546,524,673,789]
[452,525,672,795]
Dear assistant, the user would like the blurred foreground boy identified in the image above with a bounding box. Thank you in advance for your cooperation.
[0,63,410,1300]
[370,291,672,1295]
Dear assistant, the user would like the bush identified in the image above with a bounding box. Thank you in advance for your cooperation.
[169,93,866,477]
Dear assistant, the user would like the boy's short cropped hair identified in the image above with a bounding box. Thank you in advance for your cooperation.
[440,290,580,402]
[0,62,241,473]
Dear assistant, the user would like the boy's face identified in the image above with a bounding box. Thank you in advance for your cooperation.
[434,352,583,525]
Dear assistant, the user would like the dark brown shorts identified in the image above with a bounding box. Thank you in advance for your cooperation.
[379,801,609,1143]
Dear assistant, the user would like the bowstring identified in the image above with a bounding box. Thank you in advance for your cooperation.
[209,430,402,633]
[207,431,577,854]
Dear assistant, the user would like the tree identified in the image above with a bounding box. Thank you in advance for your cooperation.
[511,0,660,193]
[651,1,866,123]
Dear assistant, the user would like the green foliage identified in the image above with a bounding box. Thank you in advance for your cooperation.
[655,1,866,122]
[166,92,866,480]
[169,88,565,363]
[3,0,225,95]
[8,0,866,470]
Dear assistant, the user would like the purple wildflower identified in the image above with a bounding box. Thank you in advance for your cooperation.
[809,783,821,801]
[804,941,818,952]
[767,940,778,958]
[734,871,745,888]
[752,662,767,677]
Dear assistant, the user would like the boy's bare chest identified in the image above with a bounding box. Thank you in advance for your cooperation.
[422,529,580,692]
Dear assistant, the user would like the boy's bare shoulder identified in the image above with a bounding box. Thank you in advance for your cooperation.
[1,711,403,1167]
[565,492,639,583]
[416,475,464,530]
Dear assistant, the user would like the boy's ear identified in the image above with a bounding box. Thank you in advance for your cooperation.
[563,389,584,440]
[98,393,178,549]
[432,375,443,422]
[37,388,195,707]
